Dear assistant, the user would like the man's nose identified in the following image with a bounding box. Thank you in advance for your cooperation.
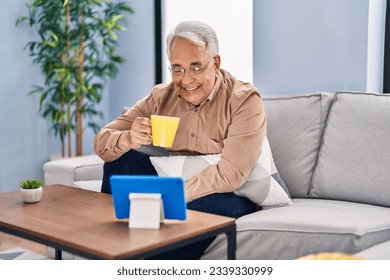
[181,70,195,83]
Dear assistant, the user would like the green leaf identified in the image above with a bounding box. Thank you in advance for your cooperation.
[31,0,43,7]
[16,0,134,155]
[20,179,42,189]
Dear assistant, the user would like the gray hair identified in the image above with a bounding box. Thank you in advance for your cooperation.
[166,21,219,59]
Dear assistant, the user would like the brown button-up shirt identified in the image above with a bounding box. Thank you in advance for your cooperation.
[93,69,267,202]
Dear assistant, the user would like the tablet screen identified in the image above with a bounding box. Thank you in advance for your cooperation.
[110,175,187,220]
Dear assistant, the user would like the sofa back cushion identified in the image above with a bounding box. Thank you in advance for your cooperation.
[311,92,390,207]
[263,93,334,198]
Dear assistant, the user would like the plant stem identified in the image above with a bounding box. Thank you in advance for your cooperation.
[66,0,72,157]
[76,9,85,156]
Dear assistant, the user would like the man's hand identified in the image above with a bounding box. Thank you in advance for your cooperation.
[129,117,152,149]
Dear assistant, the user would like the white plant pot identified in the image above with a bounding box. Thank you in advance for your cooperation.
[20,186,43,203]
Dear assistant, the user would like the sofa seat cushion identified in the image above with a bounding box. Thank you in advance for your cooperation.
[311,92,390,207]
[263,93,334,198]
[72,180,102,192]
[355,240,390,260]
[201,198,390,260]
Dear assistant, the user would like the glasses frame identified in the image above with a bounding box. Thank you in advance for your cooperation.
[168,57,215,77]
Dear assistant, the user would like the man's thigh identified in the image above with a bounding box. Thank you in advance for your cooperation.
[187,193,261,219]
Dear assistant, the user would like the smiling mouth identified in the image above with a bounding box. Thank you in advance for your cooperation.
[182,85,200,92]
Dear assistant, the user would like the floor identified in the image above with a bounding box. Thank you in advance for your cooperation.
[0,231,51,258]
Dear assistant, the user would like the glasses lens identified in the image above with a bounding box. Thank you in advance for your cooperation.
[169,57,214,76]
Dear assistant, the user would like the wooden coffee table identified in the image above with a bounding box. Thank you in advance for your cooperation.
[0,185,236,259]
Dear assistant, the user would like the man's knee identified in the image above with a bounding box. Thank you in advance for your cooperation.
[100,149,158,194]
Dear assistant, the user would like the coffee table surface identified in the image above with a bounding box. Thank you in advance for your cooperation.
[0,185,235,259]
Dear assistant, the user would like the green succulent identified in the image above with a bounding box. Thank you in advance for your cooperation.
[20,179,43,189]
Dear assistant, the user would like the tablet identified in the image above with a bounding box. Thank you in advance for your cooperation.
[110,175,187,220]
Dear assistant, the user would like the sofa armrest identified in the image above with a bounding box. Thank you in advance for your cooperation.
[43,154,104,188]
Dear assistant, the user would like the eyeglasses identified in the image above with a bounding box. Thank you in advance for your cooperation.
[169,57,214,77]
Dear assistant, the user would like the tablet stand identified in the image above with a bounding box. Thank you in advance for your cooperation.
[128,193,165,229]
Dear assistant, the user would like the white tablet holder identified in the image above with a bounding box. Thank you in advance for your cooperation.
[128,193,165,229]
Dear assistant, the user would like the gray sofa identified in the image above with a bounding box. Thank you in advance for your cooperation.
[43,91,390,260]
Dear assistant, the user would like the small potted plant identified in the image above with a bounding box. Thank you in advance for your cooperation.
[20,179,43,203]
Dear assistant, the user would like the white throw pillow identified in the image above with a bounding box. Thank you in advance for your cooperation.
[150,137,292,208]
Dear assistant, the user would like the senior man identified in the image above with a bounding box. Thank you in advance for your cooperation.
[93,20,266,259]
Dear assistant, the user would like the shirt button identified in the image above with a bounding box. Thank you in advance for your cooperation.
[191,133,195,137]
[194,109,199,112]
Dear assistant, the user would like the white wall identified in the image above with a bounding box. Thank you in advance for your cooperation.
[367,0,386,92]
[162,0,253,84]
[253,0,386,96]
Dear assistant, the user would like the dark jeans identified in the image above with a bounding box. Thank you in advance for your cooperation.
[101,149,261,259]
[101,149,158,194]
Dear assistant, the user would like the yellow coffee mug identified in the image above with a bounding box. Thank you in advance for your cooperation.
[150,115,180,147]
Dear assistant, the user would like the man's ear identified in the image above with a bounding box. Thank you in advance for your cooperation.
[213,55,221,72]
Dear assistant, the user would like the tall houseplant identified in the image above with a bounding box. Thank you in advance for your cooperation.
[17,0,133,157]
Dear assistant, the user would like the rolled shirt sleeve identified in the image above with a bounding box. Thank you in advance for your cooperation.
[93,94,157,162]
